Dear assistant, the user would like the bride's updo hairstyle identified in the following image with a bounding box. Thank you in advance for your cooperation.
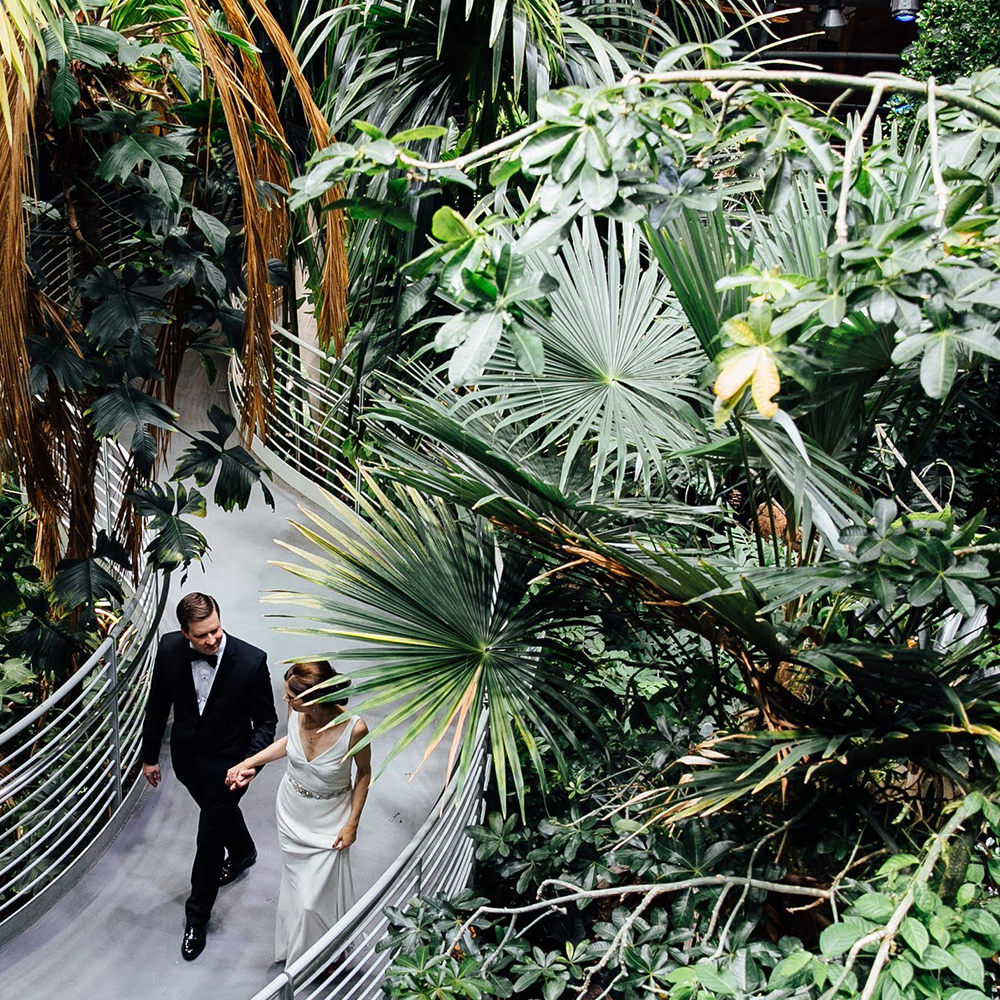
[284,660,350,708]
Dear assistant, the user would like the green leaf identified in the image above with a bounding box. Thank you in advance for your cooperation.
[773,950,813,980]
[447,311,504,384]
[579,163,618,211]
[128,483,208,571]
[78,267,172,349]
[190,207,230,255]
[389,125,448,143]
[876,853,920,876]
[88,384,177,478]
[52,531,128,618]
[962,909,1000,938]
[509,322,545,375]
[947,943,984,987]
[920,334,957,399]
[432,206,475,243]
[854,892,895,922]
[820,921,869,957]
[900,916,929,958]
[489,157,522,186]
[51,65,80,128]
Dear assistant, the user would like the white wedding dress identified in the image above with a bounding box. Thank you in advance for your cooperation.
[274,714,358,964]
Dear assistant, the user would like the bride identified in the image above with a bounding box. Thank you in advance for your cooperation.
[226,660,371,965]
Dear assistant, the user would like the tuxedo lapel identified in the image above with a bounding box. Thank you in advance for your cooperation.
[176,650,200,720]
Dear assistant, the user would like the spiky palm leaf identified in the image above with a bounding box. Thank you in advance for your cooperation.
[445,220,705,502]
[294,1,728,143]
[659,639,1000,823]
[266,475,595,811]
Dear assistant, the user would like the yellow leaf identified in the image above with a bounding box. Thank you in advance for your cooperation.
[721,318,758,346]
[751,349,780,418]
[714,346,760,401]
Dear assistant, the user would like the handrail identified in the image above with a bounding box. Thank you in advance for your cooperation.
[229,325,363,505]
[0,490,164,942]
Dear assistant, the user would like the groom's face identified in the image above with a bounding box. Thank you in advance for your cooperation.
[183,611,223,656]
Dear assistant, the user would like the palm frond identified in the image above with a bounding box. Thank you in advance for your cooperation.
[0,63,69,575]
[447,220,706,502]
[243,0,349,352]
[181,0,285,441]
[265,475,595,811]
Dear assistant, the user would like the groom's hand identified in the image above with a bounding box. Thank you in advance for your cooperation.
[142,762,161,788]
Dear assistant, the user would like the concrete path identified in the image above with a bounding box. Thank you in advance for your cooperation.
[0,359,446,999]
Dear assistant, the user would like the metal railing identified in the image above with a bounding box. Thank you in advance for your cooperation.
[250,727,490,1000]
[229,326,362,503]
[0,443,165,946]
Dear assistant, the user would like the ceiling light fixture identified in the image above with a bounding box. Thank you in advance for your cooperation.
[890,0,920,22]
[815,1,848,29]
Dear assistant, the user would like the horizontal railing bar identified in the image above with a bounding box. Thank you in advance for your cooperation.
[0,757,114,888]
[0,676,114,794]
[0,725,117,854]
[3,787,117,900]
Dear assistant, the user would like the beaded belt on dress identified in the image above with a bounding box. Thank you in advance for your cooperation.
[285,772,351,799]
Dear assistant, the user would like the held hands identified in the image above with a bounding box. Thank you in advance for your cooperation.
[332,824,357,851]
[142,762,161,788]
[225,763,257,790]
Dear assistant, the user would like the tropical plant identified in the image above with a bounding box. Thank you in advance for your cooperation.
[266,29,1000,1000]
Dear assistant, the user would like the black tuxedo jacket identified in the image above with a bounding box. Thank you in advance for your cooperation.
[141,631,278,780]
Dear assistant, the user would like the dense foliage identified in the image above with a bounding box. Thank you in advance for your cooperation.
[269,17,1000,1000]
[903,0,1000,86]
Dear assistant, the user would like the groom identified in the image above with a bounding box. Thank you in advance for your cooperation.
[141,592,277,960]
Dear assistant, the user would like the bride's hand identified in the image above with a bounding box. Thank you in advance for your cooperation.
[226,763,256,789]
[332,824,357,851]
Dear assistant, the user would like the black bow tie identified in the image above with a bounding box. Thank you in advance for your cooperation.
[188,649,218,668]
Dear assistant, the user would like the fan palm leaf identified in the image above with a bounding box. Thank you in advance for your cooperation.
[447,220,706,502]
[265,475,595,811]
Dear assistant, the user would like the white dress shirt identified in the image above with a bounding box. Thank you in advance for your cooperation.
[191,632,226,715]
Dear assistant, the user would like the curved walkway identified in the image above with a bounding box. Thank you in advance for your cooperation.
[0,358,446,999]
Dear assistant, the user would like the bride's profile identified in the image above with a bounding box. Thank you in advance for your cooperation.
[226,660,371,964]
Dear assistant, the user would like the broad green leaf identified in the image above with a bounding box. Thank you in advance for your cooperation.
[51,64,80,128]
[900,916,929,958]
[432,206,475,243]
[947,943,984,987]
[448,311,504,384]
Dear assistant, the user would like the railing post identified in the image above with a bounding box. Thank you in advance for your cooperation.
[107,642,123,808]
[416,855,424,896]
[279,973,295,1000]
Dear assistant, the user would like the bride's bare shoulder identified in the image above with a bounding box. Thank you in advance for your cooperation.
[348,716,369,747]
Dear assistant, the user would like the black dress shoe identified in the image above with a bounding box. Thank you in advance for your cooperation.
[181,925,206,961]
[219,851,257,886]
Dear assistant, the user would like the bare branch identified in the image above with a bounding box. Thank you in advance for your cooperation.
[835,85,885,244]
[926,76,951,230]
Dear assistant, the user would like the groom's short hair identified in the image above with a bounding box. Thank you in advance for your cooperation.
[177,592,220,630]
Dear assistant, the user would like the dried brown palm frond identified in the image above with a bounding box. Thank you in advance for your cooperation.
[243,0,349,354]
[216,0,290,257]
[0,63,71,576]
[30,292,110,573]
[181,0,285,442]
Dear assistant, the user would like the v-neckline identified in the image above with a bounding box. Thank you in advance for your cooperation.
[298,713,352,765]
